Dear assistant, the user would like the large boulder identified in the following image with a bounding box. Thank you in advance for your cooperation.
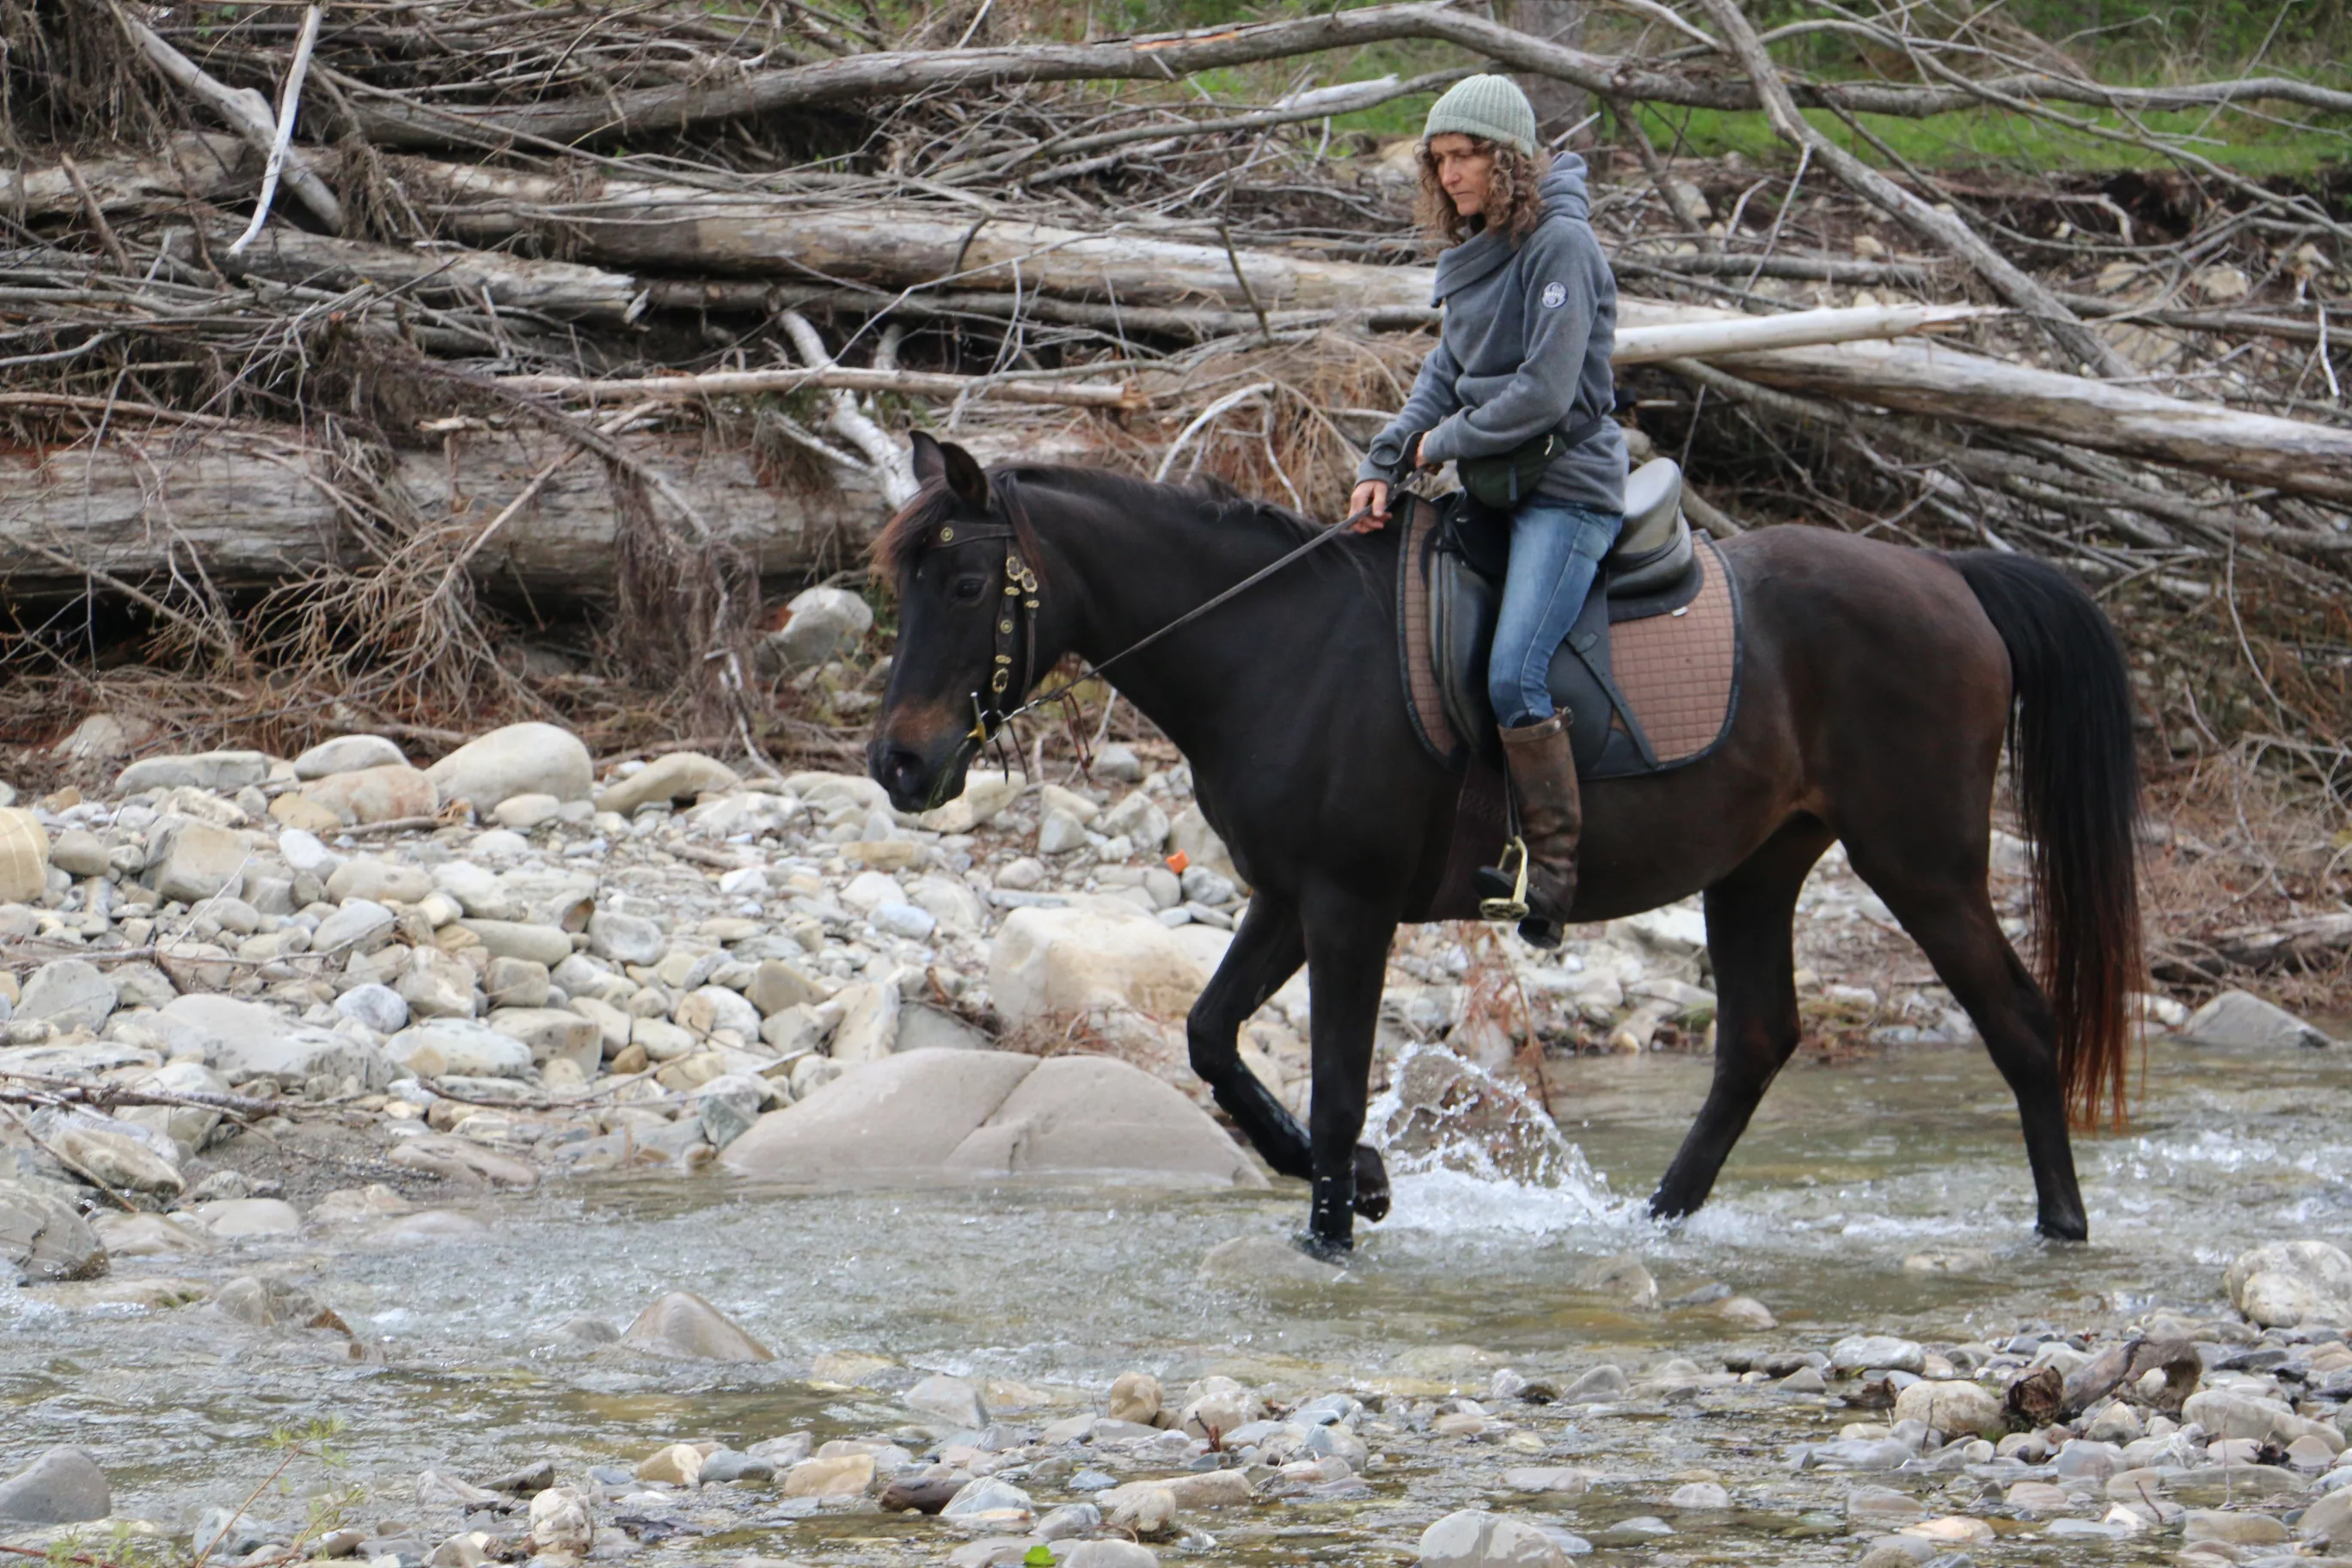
[720,1049,1264,1188]
[989,897,1214,1030]
[16,959,118,1033]
[2181,990,2333,1050]
[426,723,593,812]
[159,995,389,1087]
[0,1179,107,1283]
[0,1449,110,1524]
[2224,1240,2352,1327]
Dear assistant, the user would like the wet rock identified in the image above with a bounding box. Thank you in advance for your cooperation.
[555,1316,620,1347]
[1107,1371,1162,1426]
[51,1117,183,1194]
[940,1477,1033,1526]
[2182,1389,2345,1453]
[695,1075,768,1149]
[527,1486,594,1556]
[428,723,594,811]
[295,734,408,779]
[117,750,269,793]
[386,1020,531,1079]
[1562,1365,1628,1401]
[214,1274,334,1330]
[302,765,438,826]
[18,959,116,1032]
[782,1455,873,1498]
[1056,1534,1148,1568]
[907,1374,988,1429]
[93,1211,210,1257]
[598,753,740,815]
[2182,1510,2289,1545]
[2224,1240,2352,1326]
[636,1444,702,1486]
[1894,1379,2006,1438]
[1831,1335,1926,1374]
[1,1189,107,1288]
[620,1290,774,1362]
[1198,1234,1344,1289]
[1668,1481,1730,1509]
[989,896,1211,1028]
[721,1049,1262,1186]
[1503,1467,1592,1495]
[1416,1509,1580,1568]
[2181,989,2333,1050]
[1574,1253,1657,1309]
[150,818,248,903]
[1102,1483,1176,1536]
[1846,1485,1926,1524]
[0,1449,109,1524]
[1369,1045,1584,1185]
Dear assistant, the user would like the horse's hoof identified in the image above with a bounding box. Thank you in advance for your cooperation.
[1516,916,1562,950]
[2037,1214,2090,1243]
[1352,1144,1392,1222]
[1292,1229,1353,1265]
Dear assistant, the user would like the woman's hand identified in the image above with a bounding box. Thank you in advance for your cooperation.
[1348,479,1390,533]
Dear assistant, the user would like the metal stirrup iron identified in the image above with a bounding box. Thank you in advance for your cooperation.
[1478,836,1532,922]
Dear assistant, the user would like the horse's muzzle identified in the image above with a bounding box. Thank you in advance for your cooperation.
[867,709,972,813]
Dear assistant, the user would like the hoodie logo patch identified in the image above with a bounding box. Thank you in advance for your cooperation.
[1540,281,1567,309]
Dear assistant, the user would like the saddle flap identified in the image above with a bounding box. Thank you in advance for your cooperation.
[1611,458,1684,562]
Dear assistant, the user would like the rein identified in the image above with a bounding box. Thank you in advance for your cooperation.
[919,494,1372,801]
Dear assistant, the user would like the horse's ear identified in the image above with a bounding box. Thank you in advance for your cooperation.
[908,430,946,486]
[908,431,989,510]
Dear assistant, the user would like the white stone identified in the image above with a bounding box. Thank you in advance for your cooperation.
[396,946,481,1020]
[830,981,900,1063]
[1038,809,1090,855]
[676,985,762,1040]
[17,959,117,1032]
[989,896,1213,1030]
[313,898,396,955]
[487,1008,602,1074]
[293,735,408,779]
[149,818,250,903]
[384,1020,534,1079]
[1098,792,1170,854]
[2226,1240,2352,1326]
[493,793,563,830]
[1416,1510,1578,1568]
[873,903,937,941]
[589,912,666,965]
[116,750,269,794]
[766,586,873,671]
[161,995,388,1087]
[908,875,984,934]
[597,753,740,815]
[426,723,594,811]
[335,983,409,1034]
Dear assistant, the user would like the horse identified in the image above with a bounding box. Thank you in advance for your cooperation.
[867,432,2143,1258]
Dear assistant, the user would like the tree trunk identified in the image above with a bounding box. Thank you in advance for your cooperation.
[1494,0,1587,140]
[0,424,1066,607]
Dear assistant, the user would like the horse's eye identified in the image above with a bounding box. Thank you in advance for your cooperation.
[952,576,988,603]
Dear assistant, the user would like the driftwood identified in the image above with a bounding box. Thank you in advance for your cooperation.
[0,423,1069,603]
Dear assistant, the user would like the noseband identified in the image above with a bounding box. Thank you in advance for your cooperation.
[921,511,1041,793]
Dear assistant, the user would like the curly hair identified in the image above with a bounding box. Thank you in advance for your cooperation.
[1416,138,1552,247]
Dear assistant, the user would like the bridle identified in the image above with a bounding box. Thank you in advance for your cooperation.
[912,482,1374,808]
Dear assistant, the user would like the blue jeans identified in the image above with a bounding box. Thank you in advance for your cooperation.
[1488,499,1624,728]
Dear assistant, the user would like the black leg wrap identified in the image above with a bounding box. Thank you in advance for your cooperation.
[1294,1173,1355,1259]
[1351,1145,1391,1222]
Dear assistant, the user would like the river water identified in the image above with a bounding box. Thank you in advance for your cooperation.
[7,1034,2349,1565]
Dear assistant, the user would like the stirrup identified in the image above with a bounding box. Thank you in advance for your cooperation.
[1477,836,1532,922]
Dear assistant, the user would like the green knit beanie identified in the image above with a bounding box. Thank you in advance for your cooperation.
[1423,75,1539,156]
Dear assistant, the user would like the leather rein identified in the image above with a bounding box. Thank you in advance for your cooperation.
[917,493,1372,799]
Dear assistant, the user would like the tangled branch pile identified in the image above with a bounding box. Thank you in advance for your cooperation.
[0,0,2346,963]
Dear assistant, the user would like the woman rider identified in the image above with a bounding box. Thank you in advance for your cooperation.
[1350,75,1626,936]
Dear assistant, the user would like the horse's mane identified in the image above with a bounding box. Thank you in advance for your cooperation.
[870,463,1332,583]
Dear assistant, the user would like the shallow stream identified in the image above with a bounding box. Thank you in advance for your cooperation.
[8,1035,2350,1565]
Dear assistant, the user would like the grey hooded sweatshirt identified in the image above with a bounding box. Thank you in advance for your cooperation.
[1360,156,1626,513]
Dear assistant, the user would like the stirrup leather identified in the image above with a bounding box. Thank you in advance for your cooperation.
[1477,836,1532,922]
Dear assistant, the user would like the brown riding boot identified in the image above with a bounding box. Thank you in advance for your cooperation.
[1491,714,1583,930]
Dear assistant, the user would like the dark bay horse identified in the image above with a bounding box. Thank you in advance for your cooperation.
[868,434,2142,1257]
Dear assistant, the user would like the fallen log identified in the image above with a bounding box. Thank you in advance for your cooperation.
[499,364,1144,410]
[0,423,1078,606]
[401,166,2352,499]
[0,133,251,217]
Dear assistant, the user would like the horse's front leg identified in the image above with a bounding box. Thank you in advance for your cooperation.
[1297,887,1400,1259]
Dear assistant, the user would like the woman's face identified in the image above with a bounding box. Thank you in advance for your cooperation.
[1427,133,1495,218]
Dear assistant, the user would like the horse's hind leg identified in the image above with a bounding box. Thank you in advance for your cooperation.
[1651,818,1834,1222]
[1841,849,2089,1240]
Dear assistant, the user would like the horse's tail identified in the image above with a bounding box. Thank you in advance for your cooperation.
[1949,551,2144,1130]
